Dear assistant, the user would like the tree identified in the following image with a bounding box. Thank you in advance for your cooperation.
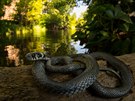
[13,0,32,25]
[0,0,17,35]
[72,0,135,55]
[40,0,77,29]
[13,0,77,29]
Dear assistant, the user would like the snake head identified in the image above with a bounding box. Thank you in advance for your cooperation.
[25,52,50,61]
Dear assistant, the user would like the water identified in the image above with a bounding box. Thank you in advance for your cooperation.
[0,26,88,67]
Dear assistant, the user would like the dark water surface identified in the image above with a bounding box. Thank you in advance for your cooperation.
[0,27,88,67]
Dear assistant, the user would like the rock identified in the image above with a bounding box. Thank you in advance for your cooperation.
[0,53,135,101]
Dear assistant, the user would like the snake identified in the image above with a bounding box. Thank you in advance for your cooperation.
[25,52,133,98]
[26,53,99,95]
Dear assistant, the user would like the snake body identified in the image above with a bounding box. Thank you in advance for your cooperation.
[46,56,85,73]
[32,54,99,95]
[25,52,133,98]
[89,52,133,98]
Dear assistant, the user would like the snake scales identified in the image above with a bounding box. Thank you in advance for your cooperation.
[25,52,133,98]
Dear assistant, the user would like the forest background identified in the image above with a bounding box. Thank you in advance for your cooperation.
[0,0,135,55]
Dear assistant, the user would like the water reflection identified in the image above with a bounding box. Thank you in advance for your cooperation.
[0,27,87,67]
[4,45,21,66]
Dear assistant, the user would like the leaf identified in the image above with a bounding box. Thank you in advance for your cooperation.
[105,10,114,18]
[119,23,129,32]
[100,31,109,37]
[114,6,132,23]
[119,14,132,23]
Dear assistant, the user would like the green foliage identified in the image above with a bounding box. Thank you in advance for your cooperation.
[12,0,76,29]
[42,0,76,29]
[41,13,62,29]
[13,0,32,25]
[40,0,76,29]
[73,0,135,55]
[0,20,17,36]
[52,0,76,14]
[26,0,43,25]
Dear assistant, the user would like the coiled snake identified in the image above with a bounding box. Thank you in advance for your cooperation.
[25,52,133,98]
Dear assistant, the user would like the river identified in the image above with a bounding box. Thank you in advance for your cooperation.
[0,26,88,67]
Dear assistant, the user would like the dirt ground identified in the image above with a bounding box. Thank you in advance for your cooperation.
[0,53,135,101]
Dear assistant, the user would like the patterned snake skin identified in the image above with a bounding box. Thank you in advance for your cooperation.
[31,54,99,95]
[25,52,133,98]
[45,56,85,73]
[89,52,133,98]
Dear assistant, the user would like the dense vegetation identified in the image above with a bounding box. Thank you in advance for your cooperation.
[13,0,77,29]
[0,0,13,34]
[1,0,135,55]
[73,0,135,55]
[0,0,78,35]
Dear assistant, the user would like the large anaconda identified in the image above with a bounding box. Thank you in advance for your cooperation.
[25,52,133,98]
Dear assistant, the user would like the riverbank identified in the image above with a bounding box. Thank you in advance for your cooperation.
[0,53,135,101]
